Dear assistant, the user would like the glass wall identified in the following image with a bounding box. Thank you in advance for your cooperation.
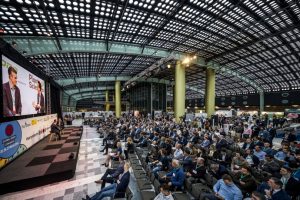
[61,91,76,112]
[152,82,167,111]
[127,82,166,114]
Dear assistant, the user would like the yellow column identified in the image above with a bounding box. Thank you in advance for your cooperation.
[175,61,185,122]
[205,68,216,117]
[105,90,110,111]
[115,81,121,118]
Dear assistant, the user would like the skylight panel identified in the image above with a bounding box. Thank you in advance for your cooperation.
[170,34,186,43]
[132,36,148,44]
[123,8,147,23]
[164,20,185,32]
[139,26,156,37]
[175,5,200,22]
[59,0,91,13]
[118,22,139,34]
[156,30,173,41]
[128,0,155,10]
[1,23,33,35]
[154,0,180,16]
[145,14,166,28]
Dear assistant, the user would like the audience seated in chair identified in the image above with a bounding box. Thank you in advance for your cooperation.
[200,174,243,200]
[95,155,125,189]
[159,159,185,191]
[102,142,122,167]
[50,119,61,140]
[84,162,131,200]
[154,184,174,200]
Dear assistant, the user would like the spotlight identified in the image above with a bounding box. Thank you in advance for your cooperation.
[0,27,4,35]
[167,64,171,69]
[182,57,190,64]
[193,55,197,59]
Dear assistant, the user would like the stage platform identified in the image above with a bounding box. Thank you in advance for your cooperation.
[0,126,83,195]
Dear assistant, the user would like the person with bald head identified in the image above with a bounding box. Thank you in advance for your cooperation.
[160,159,185,191]
[186,157,206,185]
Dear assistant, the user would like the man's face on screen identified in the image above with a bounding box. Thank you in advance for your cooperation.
[9,72,17,86]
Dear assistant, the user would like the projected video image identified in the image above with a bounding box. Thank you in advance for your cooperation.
[2,55,45,117]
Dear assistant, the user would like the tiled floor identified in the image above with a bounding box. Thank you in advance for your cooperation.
[0,119,141,200]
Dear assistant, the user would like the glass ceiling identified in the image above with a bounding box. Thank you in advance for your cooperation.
[1,0,300,99]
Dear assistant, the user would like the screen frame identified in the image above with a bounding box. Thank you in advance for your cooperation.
[0,40,49,123]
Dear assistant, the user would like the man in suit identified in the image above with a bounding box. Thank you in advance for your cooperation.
[84,162,130,200]
[3,66,22,117]
[265,177,291,200]
[94,155,125,189]
[33,80,44,113]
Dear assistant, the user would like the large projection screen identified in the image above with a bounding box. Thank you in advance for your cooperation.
[2,55,46,117]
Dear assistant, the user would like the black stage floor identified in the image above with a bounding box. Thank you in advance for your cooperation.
[0,126,83,195]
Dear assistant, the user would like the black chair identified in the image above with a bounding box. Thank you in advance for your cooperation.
[114,187,133,200]
[140,191,156,200]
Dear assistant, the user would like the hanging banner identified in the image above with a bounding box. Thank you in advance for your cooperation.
[0,114,57,169]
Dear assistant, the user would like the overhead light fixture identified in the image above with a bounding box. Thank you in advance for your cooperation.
[182,57,190,64]
[167,64,171,68]
[0,27,4,35]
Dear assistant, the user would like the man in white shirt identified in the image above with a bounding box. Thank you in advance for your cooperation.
[173,143,183,160]
[154,184,174,200]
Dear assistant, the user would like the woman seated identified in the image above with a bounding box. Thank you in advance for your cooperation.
[102,142,122,167]
[84,163,130,200]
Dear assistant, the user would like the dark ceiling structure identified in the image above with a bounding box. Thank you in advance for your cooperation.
[1,0,300,102]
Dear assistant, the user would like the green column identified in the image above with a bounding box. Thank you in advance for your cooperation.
[115,81,121,118]
[205,68,216,117]
[105,90,110,111]
[175,61,186,122]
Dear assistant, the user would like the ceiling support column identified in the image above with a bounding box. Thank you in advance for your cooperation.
[205,68,216,118]
[174,61,186,122]
[259,91,264,116]
[105,90,110,111]
[115,81,121,118]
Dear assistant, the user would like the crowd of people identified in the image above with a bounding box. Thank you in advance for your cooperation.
[83,112,300,200]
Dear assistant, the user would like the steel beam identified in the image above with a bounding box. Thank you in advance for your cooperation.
[4,36,263,92]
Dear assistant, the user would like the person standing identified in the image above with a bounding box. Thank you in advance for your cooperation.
[33,81,44,113]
